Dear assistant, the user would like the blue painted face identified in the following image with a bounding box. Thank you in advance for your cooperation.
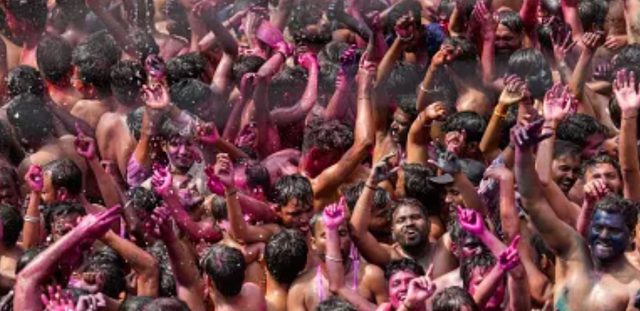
[589,210,629,263]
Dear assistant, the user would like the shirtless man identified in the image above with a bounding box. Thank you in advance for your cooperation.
[0,0,47,68]
[514,117,640,311]
[70,31,121,128]
[264,230,308,311]
[0,205,23,295]
[96,61,147,183]
[36,35,83,111]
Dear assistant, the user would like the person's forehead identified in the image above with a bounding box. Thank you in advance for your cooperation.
[593,210,625,225]
[390,270,418,281]
[588,163,617,174]
[395,205,423,217]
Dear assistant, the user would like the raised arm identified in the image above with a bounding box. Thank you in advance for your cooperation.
[324,45,358,121]
[22,165,43,249]
[417,46,458,111]
[270,0,293,30]
[251,51,286,158]
[473,0,498,87]
[85,0,136,56]
[406,103,447,165]
[577,179,609,238]
[75,129,121,209]
[458,207,507,256]
[328,0,372,42]
[473,240,522,310]
[561,0,584,41]
[613,69,640,202]
[569,32,604,105]
[196,122,248,162]
[514,120,585,260]
[270,52,319,126]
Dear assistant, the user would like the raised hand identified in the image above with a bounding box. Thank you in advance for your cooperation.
[472,0,497,34]
[297,52,319,72]
[75,293,106,311]
[404,264,437,308]
[256,20,292,57]
[583,179,609,204]
[73,272,105,294]
[511,119,553,150]
[499,75,528,106]
[395,15,417,42]
[369,152,399,184]
[142,84,170,111]
[582,31,606,51]
[543,83,575,123]
[77,205,121,240]
[74,124,96,160]
[25,165,43,193]
[431,44,460,67]
[498,235,521,271]
[605,35,626,51]
[204,165,225,196]
[613,69,640,116]
[213,153,235,188]
[551,28,576,62]
[338,44,358,84]
[150,206,175,242]
[428,144,461,174]
[424,102,448,121]
[41,285,75,311]
[444,130,466,156]
[192,0,219,19]
[151,164,173,197]
[196,122,220,144]
[145,54,166,81]
[457,206,485,236]
[323,197,346,229]
[483,165,514,182]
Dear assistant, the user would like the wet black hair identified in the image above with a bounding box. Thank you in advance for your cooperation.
[232,55,266,83]
[443,37,481,80]
[270,174,313,209]
[72,31,122,98]
[43,202,87,235]
[127,186,161,214]
[159,117,195,141]
[37,36,74,85]
[43,158,83,196]
[0,166,18,197]
[288,2,332,45]
[84,248,126,299]
[6,0,47,32]
[461,251,496,290]
[613,44,640,79]
[441,111,488,143]
[498,10,524,34]
[7,65,45,98]
[169,78,213,118]
[147,242,177,298]
[265,229,308,285]
[432,286,479,311]
[202,245,246,297]
[402,164,442,215]
[118,295,153,311]
[0,204,22,248]
[7,94,54,145]
[211,195,227,221]
[269,66,307,109]
[507,49,553,99]
[111,60,148,106]
[125,28,160,64]
[166,52,208,86]
[141,298,190,311]
[319,62,340,96]
[302,119,354,153]
[386,0,423,34]
[578,0,607,31]
[315,297,357,311]
[384,61,424,97]
[594,194,638,237]
[343,182,391,213]
[397,94,419,121]
[581,154,622,179]
[556,114,608,149]
[56,0,89,24]
[126,106,145,141]
[246,163,271,194]
[553,140,581,160]
[384,258,425,280]
[540,0,561,15]
[318,41,351,64]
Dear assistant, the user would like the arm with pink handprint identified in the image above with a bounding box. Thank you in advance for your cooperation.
[14,206,121,311]
[270,52,319,126]
[324,45,358,121]
[614,70,640,202]
[150,208,205,311]
[406,103,447,165]
[152,166,223,244]
[472,237,522,310]
[23,165,43,249]
[325,199,378,311]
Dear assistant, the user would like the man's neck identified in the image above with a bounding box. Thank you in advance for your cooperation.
[265,272,289,296]
[401,242,430,259]
[23,33,43,49]
[595,254,632,275]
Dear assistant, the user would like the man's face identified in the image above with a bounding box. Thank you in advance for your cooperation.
[392,205,429,250]
[390,110,413,144]
[585,163,622,194]
[51,212,81,243]
[164,136,197,171]
[458,234,484,259]
[583,134,606,159]
[551,155,581,194]
[41,171,59,205]
[173,174,204,209]
[494,24,521,55]
[589,210,629,263]
[444,184,463,213]
[278,198,313,235]
[0,175,19,207]
[468,267,506,309]
[388,270,420,309]
[312,219,351,260]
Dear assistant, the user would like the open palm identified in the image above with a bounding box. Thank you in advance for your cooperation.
[614,69,640,114]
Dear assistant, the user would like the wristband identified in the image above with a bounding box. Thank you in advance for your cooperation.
[24,216,40,223]
[398,34,414,42]
[493,110,507,118]
[325,255,343,262]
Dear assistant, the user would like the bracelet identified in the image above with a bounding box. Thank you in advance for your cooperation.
[225,188,239,197]
[325,255,343,262]
[493,110,507,118]
[398,34,414,42]
[24,216,40,223]
[365,183,377,191]
[419,83,428,93]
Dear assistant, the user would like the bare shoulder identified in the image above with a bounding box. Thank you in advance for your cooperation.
[289,265,316,289]
[363,263,385,280]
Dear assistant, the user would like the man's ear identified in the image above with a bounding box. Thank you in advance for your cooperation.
[310,236,318,251]
[57,187,68,202]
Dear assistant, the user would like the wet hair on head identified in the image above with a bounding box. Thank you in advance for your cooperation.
[319,63,340,95]
[125,29,160,64]
[7,65,45,98]
[7,94,54,145]
[507,48,552,99]
[269,66,307,109]
[432,286,479,311]
[43,202,87,235]
[246,163,271,194]
[441,111,488,143]
[72,31,122,98]
[265,229,308,285]
[169,78,214,118]
[384,62,424,97]
[147,242,177,297]
[118,295,153,311]
[459,159,486,187]
[530,234,555,266]
[581,154,621,179]
[384,258,425,280]
[55,0,88,23]
[6,0,47,32]
[302,119,354,153]
[288,2,331,45]
[37,36,74,85]
[141,298,190,311]
[159,117,195,141]
[315,297,357,311]
[386,0,423,33]
[553,140,581,160]
[0,204,22,248]
[594,194,638,237]
[461,251,496,290]
[43,158,83,196]
[498,10,524,34]
[232,55,266,83]
[111,60,148,106]
[402,164,442,215]
[443,37,480,79]
[397,94,419,121]
[84,248,126,299]
[613,44,640,79]
[0,166,18,196]
[270,174,313,209]
[127,107,145,141]
[211,195,228,221]
[318,41,351,64]
[201,245,246,297]
[556,114,607,149]
[578,0,607,31]
[540,0,560,15]
[127,186,161,214]
[343,182,390,213]
[165,52,208,86]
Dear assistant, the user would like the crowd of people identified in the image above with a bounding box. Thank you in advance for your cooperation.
[0,0,638,310]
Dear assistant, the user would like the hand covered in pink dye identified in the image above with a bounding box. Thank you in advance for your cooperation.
[151,164,173,197]
[498,235,521,271]
[323,197,346,230]
[213,153,235,188]
[297,52,319,71]
[25,165,43,193]
[197,122,220,144]
[41,285,75,311]
[204,165,225,196]
[150,205,175,242]
[74,124,96,160]
[457,206,485,236]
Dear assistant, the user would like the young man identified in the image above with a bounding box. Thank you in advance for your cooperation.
[0,0,47,68]
[264,230,308,311]
[36,35,83,111]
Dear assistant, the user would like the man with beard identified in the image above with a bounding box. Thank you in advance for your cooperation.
[514,119,640,311]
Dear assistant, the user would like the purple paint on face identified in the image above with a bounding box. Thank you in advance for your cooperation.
[589,210,629,263]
